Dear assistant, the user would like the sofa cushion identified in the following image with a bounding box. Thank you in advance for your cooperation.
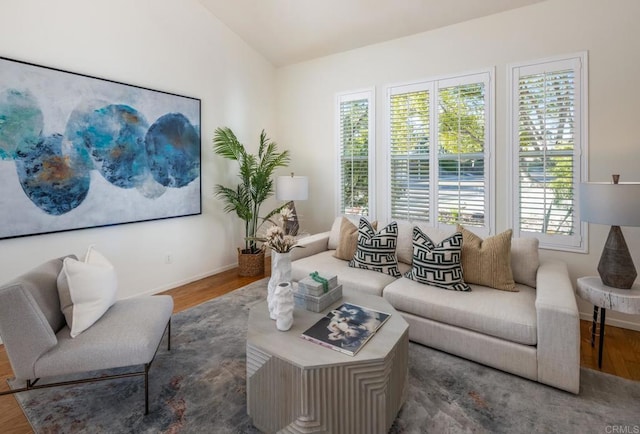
[511,237,539,288]
[333,217,377,260]
[383,277,537,345]
[458,225,516,291]
[292,250,410,296]
[35,295,173,378]
[349,219,401,277]
[405,228,470,291]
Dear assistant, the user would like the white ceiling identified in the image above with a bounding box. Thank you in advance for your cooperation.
[199,0,546,67]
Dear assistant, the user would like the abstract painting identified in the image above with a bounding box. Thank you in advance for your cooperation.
[0,56,201,239]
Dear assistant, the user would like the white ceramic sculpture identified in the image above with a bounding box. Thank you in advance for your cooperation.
[274,282,294,331]
[268,252,292,320]
[267,252,291,319]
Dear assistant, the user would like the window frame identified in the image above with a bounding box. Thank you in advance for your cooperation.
[385,69,495,237]
[335,88,376,219]
[508,52,588,252]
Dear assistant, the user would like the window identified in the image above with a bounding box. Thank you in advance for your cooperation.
[509,53,587,251]
[389,86,430,221]
[437,81,487,227]
[336,90,374,216]
[388,71,493,234]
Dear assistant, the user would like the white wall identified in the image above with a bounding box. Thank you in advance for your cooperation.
[0,0,277,299]
[275,0,640,329]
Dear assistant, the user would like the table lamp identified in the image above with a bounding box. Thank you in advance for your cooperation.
[580,175,640,289]
[276,173,309,236]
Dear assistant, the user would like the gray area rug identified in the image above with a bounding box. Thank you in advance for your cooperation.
[9,278,640,433]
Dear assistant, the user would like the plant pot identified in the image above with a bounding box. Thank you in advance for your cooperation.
[238,249,265,277]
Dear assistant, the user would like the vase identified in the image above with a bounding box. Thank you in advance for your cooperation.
[274,282,294,331]
[268,251,292,319]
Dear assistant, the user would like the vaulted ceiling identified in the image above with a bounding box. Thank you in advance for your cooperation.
[199,0,546,66]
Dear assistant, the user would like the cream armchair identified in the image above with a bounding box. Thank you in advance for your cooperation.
[0,256,173,414]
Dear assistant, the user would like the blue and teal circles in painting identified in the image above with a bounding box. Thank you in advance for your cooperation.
[146,113,200,188]
[0,89,200,216]
[15,134,91,216]
[0,89,43,160]
[66,104,151,189]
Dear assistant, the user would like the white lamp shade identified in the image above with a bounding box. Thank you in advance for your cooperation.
[580,182,640,226]
[276,175,309,201]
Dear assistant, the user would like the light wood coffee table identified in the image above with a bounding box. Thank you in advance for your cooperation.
[246,288,409,433]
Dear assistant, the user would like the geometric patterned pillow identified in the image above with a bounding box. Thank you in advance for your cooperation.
[404,227,470,291]
[349,219,401,277]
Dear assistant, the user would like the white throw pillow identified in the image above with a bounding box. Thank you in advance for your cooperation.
[57,246,118,338]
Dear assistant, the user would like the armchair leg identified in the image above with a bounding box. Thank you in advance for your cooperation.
[144,363,150,415]
[142,317,170,415]
[168,319,171,351]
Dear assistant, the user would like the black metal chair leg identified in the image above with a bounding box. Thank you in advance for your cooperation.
[168,319,171,351]
[144,363,150,415]
[598,308,606,369]
[591,306,599,347]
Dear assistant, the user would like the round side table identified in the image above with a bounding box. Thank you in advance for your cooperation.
[576,276,640,369]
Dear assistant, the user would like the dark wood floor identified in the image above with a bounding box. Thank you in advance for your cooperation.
[1,260,639,433]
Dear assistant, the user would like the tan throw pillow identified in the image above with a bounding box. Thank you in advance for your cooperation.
[334,217,377,260]
[457,225,517,292]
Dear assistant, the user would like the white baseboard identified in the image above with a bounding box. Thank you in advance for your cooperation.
[579,311,640,332]
[127,263,239,299]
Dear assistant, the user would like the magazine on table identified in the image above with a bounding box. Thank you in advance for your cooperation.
[300,302,391,356]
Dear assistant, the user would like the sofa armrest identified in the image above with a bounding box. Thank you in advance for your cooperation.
[0,283,58,380]
[291,231,330,262]
[535,259,580,393]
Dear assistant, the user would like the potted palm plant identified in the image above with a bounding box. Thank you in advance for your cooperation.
[213,127,290,276]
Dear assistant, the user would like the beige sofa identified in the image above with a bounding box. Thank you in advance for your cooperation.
[291,216,580,393]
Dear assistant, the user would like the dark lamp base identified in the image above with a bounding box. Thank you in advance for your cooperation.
[598,226,637,289]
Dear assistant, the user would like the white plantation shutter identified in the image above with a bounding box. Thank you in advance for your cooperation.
[388,71,493,234]
[510,54,587,251]
[437,80,488,227]
[389,87,431,221]
[337,90,374,216]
